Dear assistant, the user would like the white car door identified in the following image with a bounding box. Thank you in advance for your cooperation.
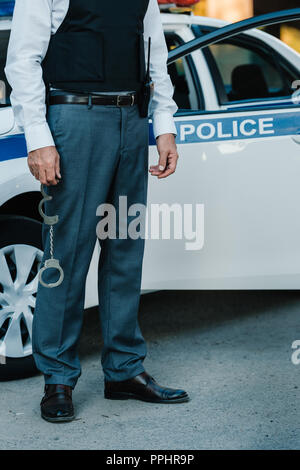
[143,9,300,290]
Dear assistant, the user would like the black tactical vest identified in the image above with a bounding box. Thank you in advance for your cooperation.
[42,0,150,93]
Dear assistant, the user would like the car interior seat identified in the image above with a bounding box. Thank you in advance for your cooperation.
[229,64,269,101]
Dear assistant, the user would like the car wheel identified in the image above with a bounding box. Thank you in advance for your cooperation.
[0,215,43,380]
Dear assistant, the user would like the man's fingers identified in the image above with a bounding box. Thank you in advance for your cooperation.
[45,167,58,186]
[158,161,177,179]
[149,164,163,175]
[28,146,61,186]
[31,165,40,181]
[149,152,178,177]
[158,151,168,172]
[149,150,170,175]
[158,170,173,179]
[39,169,49,186]
[55,154,61,180]
[27,157,37,178]
[153,134,179,179]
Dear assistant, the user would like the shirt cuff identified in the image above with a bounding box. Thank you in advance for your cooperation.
[25,122,55,153]
[152,112,177,139]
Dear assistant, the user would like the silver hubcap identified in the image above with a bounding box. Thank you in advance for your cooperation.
[0,244,43,358]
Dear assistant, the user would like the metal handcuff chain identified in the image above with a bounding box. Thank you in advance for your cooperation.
[38,184,64,288]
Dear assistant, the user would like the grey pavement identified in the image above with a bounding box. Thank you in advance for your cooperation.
[0,290,299,450]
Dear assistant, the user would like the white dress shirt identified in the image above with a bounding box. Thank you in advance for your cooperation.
[5,0,178,153]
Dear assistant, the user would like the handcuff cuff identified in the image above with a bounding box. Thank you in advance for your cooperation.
[38,184,64,288]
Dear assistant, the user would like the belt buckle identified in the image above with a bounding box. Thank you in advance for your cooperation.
[117,95,122,107]
[116,94,134,106]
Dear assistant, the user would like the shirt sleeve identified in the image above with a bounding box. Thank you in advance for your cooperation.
[143,0,178,138]
[4,0,55,153]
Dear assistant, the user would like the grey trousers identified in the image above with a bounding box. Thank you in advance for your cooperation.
[32,101,149,388]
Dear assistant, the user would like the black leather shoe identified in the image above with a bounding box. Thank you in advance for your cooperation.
[41,384,75,423]
[104,372,189,403]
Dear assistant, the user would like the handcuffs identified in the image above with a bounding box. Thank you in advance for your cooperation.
[38,184,64,288]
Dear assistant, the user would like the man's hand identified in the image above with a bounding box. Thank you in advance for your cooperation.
[149,133,179,179]
[28,146,61,186]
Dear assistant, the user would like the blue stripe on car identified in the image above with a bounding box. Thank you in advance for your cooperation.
[0,134,27,161]
[149,124,156,146]
[175,111,300,144]
[0,1,15,17]
[0,131,155,162]
[1,111,300,163]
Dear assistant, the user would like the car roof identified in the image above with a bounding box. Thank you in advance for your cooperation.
[161,12,228,28]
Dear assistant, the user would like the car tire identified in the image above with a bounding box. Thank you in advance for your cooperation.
[0,215,43,381]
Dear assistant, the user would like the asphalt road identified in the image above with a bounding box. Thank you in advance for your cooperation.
[0,290,300,450]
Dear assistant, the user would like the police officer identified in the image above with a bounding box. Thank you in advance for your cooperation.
[5,0,189,422]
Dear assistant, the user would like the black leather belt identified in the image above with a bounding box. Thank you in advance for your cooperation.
[48,93,138,107]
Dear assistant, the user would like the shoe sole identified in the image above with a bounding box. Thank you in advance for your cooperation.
[41,413,75,423]
[104,391,190,404]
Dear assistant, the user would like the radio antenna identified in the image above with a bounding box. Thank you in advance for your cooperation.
[146,37,151,80]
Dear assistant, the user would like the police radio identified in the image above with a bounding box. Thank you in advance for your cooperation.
[138,37,154,118]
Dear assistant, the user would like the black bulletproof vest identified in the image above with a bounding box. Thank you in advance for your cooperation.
[42,0,150,93]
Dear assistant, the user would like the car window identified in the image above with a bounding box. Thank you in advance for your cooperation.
[0,29,11,105]
[205,38,297,104]
[165,32,204,111]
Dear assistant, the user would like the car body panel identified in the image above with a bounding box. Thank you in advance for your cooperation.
[145,106,300,290]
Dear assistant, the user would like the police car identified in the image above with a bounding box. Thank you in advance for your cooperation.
[1,2,300,379]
